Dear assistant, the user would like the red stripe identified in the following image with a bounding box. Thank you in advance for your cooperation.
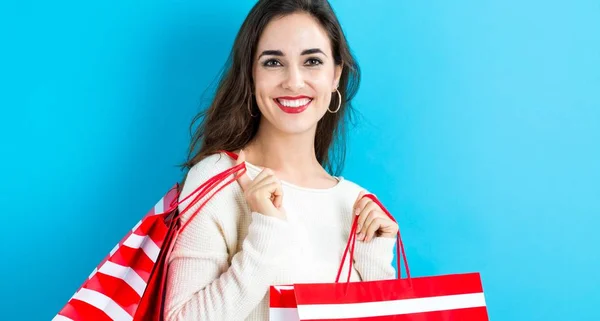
[107,243,156,282]
[133,222,179,321]
[270,287,297,308]
[131,214,170,249]
[57,300,114,321]
[87,214,166,277]
[294,273,483,305]
[84,229,134,284]
[83,271,142,317]
[57,188,177,319]
[304,306,489,321]
[74,214,168,294]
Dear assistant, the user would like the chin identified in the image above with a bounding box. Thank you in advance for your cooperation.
[272,117,319,135]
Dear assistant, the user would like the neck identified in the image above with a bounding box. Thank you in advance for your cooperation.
[244,120,321,177]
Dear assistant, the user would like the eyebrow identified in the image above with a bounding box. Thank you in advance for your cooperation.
[258,48,327,59]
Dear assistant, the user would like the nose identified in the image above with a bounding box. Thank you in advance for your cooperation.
[282,65,305,91]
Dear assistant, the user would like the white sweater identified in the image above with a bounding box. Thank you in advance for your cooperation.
[164,152,396,321]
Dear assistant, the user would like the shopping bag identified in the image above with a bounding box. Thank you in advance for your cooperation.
[269,194,489,321]
[53,151,244,321]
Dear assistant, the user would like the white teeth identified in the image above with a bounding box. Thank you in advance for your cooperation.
[277,98,312,107]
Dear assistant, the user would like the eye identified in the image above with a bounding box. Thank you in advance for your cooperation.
[263,59,282,67]
[305,58,323,66]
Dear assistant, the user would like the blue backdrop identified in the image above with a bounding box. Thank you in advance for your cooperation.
[1,0,599,320]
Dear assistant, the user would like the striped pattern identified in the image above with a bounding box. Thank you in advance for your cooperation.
[52,156,246,321]
[270,273,489,321]
[53,186,179,321]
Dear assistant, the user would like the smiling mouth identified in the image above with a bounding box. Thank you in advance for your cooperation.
[274,97,313,114]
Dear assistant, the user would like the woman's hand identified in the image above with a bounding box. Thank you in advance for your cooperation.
[354,191,398,242]
[236,150,286,220]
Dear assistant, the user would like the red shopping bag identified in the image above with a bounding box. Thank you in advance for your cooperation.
[53,151,244,321]
[269,194,489,321]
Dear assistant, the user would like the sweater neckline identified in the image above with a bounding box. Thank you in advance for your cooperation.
[243,161,344,193]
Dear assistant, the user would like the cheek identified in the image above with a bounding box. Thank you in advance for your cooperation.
[311,68,335,89]
[253,71,277,112]
[312,72,334,102]
[253,69,279,94]
[318,91,334,111]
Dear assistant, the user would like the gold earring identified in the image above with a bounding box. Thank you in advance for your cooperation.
[328,89,342,113]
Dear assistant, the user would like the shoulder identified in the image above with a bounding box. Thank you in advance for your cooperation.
[333,177,373,204]
[338,177,370,194]
[178,152,244,222]
[184,152,237,184]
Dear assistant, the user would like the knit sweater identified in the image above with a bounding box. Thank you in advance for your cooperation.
[164,152,397,321]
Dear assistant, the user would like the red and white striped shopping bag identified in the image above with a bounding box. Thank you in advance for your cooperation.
[270,195,489,320]
[53,151,245,321]
[270,273,488,320]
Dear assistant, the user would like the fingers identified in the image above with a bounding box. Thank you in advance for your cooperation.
[235,150,252,191]
[235,150,279,192]
[354,191,371,238]
[260,181,284,208]
[355,195,375,229]
[354,192,372,216]
[252,168,276,187]
[250,176,283,207]
[353,190,366,213]
[363,217,385,242]
[238,160,284,209]
[353,191,399,241]
[354,192,394,242]
[356,201,380,241]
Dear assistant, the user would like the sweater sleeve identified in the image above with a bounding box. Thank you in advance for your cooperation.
[353,236,397,281]
[163,157,293,320]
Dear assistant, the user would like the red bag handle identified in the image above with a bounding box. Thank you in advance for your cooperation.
[335,194,411,283]
[160,150,244,232]
[162,151,410,284]
[137,150,243,321]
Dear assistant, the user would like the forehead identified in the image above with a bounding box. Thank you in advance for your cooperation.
[256,12,332,55]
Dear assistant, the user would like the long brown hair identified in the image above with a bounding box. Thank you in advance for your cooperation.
[182,0,361,176]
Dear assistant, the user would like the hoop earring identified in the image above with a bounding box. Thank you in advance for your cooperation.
[247,96,257,117]
[328,89,342,113]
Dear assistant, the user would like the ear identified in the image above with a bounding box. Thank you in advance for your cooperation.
[333,62,343,91]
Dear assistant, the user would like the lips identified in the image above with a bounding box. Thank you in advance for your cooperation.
[274,96,313,114]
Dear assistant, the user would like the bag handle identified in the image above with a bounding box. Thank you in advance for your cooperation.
[160,150,245,233]
[162,151,412,284]
[335,194,411,283]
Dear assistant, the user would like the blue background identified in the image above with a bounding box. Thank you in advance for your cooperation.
[2,0,599,320]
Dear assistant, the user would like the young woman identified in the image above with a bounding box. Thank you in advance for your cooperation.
[164,1,399,320]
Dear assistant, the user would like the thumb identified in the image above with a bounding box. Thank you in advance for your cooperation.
[235,149,252,191]
[354,190,366,209]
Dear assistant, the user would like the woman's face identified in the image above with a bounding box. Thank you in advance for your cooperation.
[252,12,342,136]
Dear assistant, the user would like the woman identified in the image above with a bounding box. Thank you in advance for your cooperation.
[164,0,399,320]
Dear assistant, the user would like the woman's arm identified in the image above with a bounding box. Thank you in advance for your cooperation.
[353,236,397,281]
[164,210,291,320]
[163,157,292,320]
